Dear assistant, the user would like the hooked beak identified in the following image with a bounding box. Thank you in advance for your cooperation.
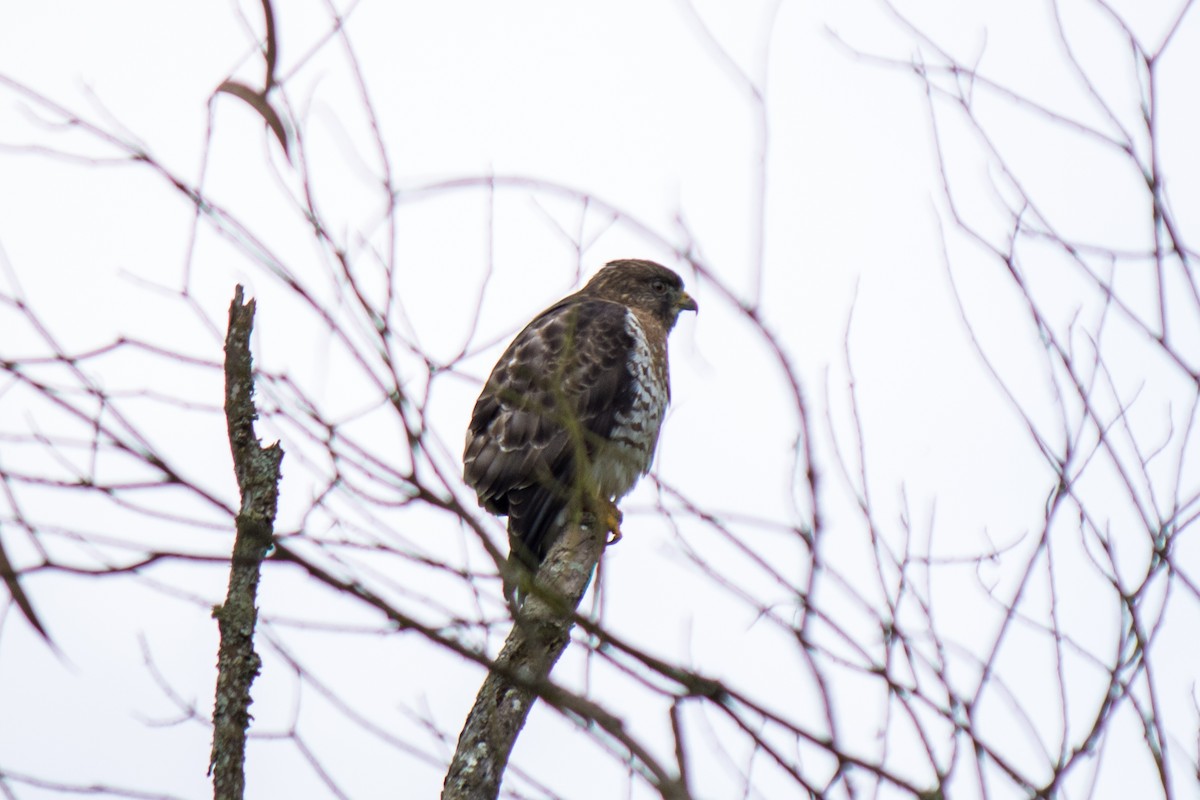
[676,291,698,313]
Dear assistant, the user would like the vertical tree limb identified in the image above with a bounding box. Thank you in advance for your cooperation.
[210,285,284,800]
[441,521,605,800]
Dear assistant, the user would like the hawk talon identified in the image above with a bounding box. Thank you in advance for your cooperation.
[580,501,624,546]
[596,499,623,547]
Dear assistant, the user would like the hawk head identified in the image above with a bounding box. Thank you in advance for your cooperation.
[581,259,698,329]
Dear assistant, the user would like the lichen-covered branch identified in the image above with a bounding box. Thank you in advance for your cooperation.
[209,285,284,800]
[441,522,606,800]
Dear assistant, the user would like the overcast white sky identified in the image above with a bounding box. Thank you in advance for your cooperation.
[1,1,1198,798]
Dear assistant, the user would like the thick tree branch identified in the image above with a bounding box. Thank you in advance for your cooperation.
[209,285,284,800]
[441,521,645,800]
[267,536,688,798]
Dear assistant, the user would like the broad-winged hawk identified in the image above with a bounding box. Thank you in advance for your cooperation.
[464,259,697,590]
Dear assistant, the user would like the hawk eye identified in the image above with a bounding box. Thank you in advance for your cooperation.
[650,279,667,294]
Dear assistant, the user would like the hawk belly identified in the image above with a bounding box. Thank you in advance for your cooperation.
[588,311,667,501]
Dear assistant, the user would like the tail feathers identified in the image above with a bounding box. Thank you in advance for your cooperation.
[506,485,570,565]
[501,547,531,610]
[503,484,572,609]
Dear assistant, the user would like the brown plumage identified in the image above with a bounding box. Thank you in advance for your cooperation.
[463,259,697,588]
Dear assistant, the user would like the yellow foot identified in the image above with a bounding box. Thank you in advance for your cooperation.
[596,497,624,547]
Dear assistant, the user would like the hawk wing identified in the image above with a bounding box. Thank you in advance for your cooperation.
[464,296,634,565]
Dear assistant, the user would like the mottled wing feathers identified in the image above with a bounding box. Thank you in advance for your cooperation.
[464,296,634,564]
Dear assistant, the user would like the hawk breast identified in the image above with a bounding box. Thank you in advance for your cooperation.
[589,309,668,500]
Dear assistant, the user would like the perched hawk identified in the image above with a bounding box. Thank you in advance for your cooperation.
[464,259,697,588]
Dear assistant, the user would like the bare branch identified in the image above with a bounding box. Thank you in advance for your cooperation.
[209,286,284,800]
[441,520,689,800]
